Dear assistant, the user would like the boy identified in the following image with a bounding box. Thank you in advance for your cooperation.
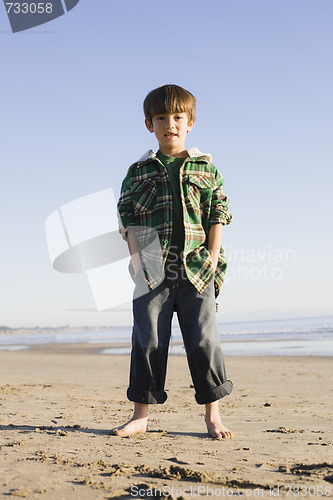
[114,84,233,439]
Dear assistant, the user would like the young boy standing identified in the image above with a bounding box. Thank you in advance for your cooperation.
[114,84,233,439]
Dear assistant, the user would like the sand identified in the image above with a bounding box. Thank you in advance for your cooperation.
[0,344,332,499]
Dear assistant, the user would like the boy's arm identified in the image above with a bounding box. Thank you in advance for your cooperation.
[208,223,223,272]
[126,228,142,276]
[117,173,135,241]
[118,173,142,277]
[207,166,231,272]
[209,168,232,226]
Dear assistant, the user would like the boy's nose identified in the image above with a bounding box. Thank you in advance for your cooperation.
[165,118,175,129]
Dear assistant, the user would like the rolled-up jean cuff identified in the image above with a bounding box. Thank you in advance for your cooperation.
[127,388,168,404]
[195,380,233,404]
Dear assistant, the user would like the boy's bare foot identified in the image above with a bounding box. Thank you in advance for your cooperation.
[110,416,148,437]
[205,401,233,439]
[110,402,148,437]
[205,417,233,439]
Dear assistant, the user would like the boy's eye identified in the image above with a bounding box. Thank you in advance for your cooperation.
[156,116,164,120]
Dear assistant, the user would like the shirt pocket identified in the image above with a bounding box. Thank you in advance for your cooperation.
[184,174,215,210]
[131,178,157,213]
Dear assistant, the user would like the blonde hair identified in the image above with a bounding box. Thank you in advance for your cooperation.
[144,84,196,125]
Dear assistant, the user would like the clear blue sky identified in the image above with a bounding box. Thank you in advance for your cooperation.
[0,0,332,327]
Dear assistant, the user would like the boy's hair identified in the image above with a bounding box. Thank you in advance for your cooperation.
[144,84,196,125]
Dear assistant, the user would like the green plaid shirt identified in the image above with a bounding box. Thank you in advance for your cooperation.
[117,147,232,297]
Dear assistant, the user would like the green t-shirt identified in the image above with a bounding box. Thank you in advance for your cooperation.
[156,151,185,275]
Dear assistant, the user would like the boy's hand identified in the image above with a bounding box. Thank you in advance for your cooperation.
[209,250,219,273]
[208,224,223,273]
[133,261,142,278]
[127,229,142,276]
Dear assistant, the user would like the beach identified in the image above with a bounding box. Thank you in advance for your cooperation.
[0,344,332,499]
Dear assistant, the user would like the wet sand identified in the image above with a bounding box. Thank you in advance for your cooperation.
[0,344,332,499]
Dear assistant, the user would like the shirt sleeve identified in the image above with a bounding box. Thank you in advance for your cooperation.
[209,167,232,226]
[117,172,135,240]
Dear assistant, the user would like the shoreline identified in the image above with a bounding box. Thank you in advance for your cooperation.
[1,348,332,498]
[1,315,332,358]
[0,340,332,358]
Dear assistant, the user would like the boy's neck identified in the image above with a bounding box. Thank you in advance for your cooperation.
[158,146,188,158]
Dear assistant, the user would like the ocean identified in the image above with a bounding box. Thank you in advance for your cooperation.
[1,315,332,357]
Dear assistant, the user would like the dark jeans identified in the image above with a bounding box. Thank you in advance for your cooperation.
[127,273,233,405]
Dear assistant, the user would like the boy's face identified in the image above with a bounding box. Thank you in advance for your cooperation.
[145,112,195,156]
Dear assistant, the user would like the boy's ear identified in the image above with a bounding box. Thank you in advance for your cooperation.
[187,119,195,133]
[145,119,154,133]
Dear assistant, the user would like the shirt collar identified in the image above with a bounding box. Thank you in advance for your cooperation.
[135,147,212,166]
[187,147,212,163]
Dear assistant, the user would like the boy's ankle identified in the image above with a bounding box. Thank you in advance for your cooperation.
[133,402,149,419]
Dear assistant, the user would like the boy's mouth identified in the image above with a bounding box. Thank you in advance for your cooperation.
[165,133,177,139]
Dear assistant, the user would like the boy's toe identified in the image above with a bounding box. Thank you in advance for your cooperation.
[219,429,233,439]
[110,428,121,436]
